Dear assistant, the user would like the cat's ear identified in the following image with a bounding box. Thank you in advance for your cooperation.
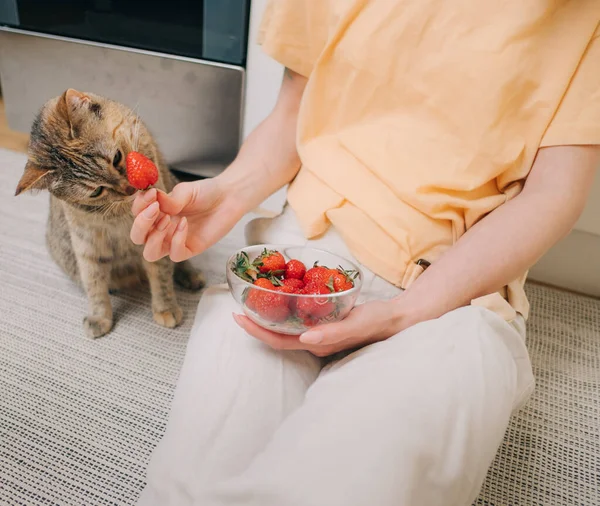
[64,88,91,109]
[15,161,52,196]
[57,88,90,136]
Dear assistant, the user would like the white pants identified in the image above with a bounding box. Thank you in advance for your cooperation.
[137,208,535,506]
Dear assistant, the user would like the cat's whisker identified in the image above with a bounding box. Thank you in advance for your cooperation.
[100,200,119,219]
[130,101,142,152]
[134,115,142,152]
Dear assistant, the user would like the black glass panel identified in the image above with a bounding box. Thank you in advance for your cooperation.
[0,0,249,65]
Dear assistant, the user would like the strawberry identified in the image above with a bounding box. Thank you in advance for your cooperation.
[282,278,305,291]
[296,284,336,320]
[274,284,297,295]
[254,291,291,322]
[332,271,354,292]
[303,266,334,288]
[301,315,319,328]
[256,249,286,274]
[285,259,306,280]
[332,267,359,292]
[126,151,159,190]
[275,283,301,312]
[254,278,276,289]
[245,278,290,322]
[244,278,275,311]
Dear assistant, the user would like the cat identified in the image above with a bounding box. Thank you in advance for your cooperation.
[14,88,205,338]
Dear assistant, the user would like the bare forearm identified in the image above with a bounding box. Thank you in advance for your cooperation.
[395,145,600,326]
[217,69,307,216]
[219,109,300,212]
[398,190,578,323]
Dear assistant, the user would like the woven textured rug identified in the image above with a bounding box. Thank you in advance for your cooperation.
[0,147,598,505]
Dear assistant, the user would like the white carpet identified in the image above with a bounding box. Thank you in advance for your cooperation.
[0,147,598,505]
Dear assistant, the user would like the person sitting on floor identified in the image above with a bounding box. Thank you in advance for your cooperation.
[130,2,600,505]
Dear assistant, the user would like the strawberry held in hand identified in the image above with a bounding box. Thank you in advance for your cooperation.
[126,151,159,190]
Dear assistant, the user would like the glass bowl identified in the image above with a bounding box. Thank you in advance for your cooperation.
[226,245,363,335]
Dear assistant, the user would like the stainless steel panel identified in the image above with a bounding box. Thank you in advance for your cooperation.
[0,28,244,177]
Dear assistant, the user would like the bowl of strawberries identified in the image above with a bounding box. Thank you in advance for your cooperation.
[226,245,363,335]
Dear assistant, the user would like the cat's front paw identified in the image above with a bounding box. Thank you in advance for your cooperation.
[153,306,183,328]
[83,315,113,338]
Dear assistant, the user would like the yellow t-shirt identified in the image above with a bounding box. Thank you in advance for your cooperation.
[258,0,600,321]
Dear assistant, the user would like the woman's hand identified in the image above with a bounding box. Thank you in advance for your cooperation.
[130,178,242,262]
[233,298,409,357]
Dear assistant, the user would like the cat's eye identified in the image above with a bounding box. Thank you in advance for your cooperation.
[113,150,122,167]
[89,186,104,198]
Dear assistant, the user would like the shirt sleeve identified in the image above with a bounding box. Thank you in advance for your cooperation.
[257,0,330,78]
[541,23,600,147]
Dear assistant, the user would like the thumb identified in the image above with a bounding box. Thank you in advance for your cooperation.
[299,318,356,345]
[157,182,196,215]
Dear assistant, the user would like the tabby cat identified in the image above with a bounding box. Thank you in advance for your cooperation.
[15,89,204,338]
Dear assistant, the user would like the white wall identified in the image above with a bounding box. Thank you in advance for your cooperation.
[243,0,284,139]
[573,169,600,236]
[242,0,287,215]
[529,166,600,296]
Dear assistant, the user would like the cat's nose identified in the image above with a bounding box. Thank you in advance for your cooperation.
[125,185,137,196]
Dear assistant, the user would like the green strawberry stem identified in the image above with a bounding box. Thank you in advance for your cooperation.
[232,252,259,282]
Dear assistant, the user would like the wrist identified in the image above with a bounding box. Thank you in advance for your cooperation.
[387,291,427,334]
[213,162,260,219]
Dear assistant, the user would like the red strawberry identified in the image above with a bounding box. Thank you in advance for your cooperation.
[257,249,286,274]
[254,291,291,322]
[303,266,334,288]
[274,284,297,295]
[274,284,298,312]
[285,259,306,280]
[301,281,333,295]
[254,278,276,289]
[302,315,319,328]
[245,278,290,322]
[126,151,159,190]
[244,278,275,311]
[296,284,336,320]
[282,278,304,291]
[332,271,354,292]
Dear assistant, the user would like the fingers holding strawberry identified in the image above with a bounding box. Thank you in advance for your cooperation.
[130,200,162,245]
[130,175,243,263]
[131,187,158,217]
